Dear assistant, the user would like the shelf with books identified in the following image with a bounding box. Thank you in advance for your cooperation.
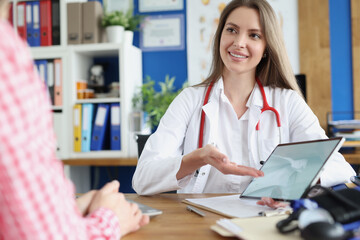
[31,52,69,160]
[327,111,360,149]
[18,0,142,162]
[10,0,66,47]
[69,44,142,159]
[75,98,121,104]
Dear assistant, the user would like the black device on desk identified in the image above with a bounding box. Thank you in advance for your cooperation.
[277,185,360,240]
[351,176,360,186]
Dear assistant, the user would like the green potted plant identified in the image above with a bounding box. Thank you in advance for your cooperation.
[123,9,145,46]
[102,10,128,43]
[102,8,144,45]
[132,75,187,132]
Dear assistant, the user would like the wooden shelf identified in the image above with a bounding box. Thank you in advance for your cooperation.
[343,141,360,147]
[62,157,137,166]
[342,151,360,165]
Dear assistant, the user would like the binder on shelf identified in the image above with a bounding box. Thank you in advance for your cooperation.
[51,0,60,45]
[91,104,110,151]
[82,1,103,44]
[81,103,94,152]
[54,59,62,106]
[40,0,52,46]
[8,2,13,25]
[53,112,62,155]
[16,2,26,41]
[67,2,82,45]
[110,103,121,150]
[46,61,54,105]
[25,2,33,46]
[73,104,82,152]
[35,59,47,83]
[31,1,40,47]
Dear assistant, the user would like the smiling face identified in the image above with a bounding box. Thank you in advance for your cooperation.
[220,6,266,79]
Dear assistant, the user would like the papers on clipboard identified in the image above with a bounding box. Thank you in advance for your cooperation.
[183,194,273,218]
[211,215,300,239]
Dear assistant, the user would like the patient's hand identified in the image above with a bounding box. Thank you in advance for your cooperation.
[76,190,97,216]
[256,197,289,209]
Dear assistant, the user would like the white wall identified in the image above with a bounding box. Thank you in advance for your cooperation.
[186,0,299,85]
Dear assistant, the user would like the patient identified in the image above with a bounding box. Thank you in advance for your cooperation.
[0,1,148,239]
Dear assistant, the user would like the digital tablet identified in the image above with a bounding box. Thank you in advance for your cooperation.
[240,137,345,201]
[127,199,163,217]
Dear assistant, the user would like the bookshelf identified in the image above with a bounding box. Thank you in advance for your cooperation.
[327,112,360,148]
[11,0,143,161]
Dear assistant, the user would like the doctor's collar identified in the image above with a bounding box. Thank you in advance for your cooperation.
[246,82,264,108]
[215,78,261,108]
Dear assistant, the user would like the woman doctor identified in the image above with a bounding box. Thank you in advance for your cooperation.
[132,0,355,196]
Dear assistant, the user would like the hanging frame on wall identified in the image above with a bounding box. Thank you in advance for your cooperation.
[140,14,185,52]
[139,0,184,12]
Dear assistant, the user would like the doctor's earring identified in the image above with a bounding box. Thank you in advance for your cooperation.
[263,52,267,58]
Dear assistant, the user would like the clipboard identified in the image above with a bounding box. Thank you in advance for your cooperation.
[211,215,300,239]
[182,194,273,218]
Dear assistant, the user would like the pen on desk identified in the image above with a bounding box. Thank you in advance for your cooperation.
[186,205,206,217]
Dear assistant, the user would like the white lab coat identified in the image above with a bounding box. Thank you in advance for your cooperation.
[132,79,355,195]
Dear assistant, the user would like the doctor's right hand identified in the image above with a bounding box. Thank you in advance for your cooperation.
[177,144,263,180]
[201,144,264,177]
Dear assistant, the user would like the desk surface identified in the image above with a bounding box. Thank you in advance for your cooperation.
[124,194,229,240]
[62,158,138,166]
[61,152,360,167]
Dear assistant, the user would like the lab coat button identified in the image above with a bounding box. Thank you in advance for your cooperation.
[201,172,205,176]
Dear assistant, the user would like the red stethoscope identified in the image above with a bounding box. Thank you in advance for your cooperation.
[198,78,282,163]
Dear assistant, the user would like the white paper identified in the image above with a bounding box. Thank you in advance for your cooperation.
[95,107,106,126]
[26,4,31,24]
[33,4,39,29]
[111,106,120,125]
[74,108,79,126]
[83,107,89,130]
[139,0,183,12]
[47,62,54,86]
[107,0,131,13]
[185,194,272,218]
[143,17,181,48]
[55,61,61,86]
[39,64,45,82]
[17,5,24,27]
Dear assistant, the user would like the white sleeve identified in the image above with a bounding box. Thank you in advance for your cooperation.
[132,88,199,195]
[287,91,355,186]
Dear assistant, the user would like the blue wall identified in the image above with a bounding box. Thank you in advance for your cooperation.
[329,0,353,120]
[133,0,188,91]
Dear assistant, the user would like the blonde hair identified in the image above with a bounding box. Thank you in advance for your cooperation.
[201,0,302,95]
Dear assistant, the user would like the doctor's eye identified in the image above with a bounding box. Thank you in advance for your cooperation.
[225,27,237,34]
[250,33,261,40]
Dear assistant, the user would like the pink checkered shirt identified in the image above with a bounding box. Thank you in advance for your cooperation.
[0,20,121,239]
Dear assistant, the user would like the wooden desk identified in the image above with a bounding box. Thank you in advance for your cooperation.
[61,152,360,168]
[62,158,137,166]
[124,194,229,240]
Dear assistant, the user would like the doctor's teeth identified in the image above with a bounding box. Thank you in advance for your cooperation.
[230,52,246,58]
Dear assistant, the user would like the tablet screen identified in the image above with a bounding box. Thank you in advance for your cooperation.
[240,138,344,201]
